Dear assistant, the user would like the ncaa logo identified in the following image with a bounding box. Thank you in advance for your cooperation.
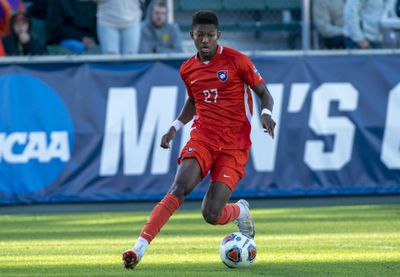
[0,74,74,194]
[217,70,228,82]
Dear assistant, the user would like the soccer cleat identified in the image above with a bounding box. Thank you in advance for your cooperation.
[122,249,140,270]
[235,199,255,238]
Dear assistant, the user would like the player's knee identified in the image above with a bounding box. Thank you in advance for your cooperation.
[169,181,191,202]
[201,208,220,225]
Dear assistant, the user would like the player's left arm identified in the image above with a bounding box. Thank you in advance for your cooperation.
[252,83,276,139]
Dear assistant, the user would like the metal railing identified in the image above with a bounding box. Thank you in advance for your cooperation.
[1,49,400,65]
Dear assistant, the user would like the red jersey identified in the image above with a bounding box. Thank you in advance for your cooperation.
[180,45,264,150]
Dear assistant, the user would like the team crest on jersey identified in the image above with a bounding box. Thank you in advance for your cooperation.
[217,70,228,82]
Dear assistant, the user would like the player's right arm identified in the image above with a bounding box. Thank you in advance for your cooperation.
[160,96,196,149]
[176,96,196,124]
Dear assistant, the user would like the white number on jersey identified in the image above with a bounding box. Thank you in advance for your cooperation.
[203,88,218,103]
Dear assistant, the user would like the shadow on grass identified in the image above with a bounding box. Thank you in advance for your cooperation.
[1,205,399,241]
[1,220,400,241]
[0,261,399,277]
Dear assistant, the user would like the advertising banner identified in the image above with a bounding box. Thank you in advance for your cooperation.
[0,54,399,204]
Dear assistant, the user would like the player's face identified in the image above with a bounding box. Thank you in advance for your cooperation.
[191,24,221,61]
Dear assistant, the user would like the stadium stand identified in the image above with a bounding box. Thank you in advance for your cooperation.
[0,0,305,55]
[173,0,302,50]
[174,0,301,32]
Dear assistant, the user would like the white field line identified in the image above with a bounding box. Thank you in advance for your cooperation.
[338,244,400,250]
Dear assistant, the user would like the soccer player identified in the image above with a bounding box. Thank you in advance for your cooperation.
[123,10,276,270]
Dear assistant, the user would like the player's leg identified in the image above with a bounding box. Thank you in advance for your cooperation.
[168,157,203,202]
[138,158,202,243]
[201,181,255,238]
[201,181,236,224]
[201,148,255,238]
[123,157,203,269]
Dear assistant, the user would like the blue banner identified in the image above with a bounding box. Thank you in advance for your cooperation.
[0,54,400,204]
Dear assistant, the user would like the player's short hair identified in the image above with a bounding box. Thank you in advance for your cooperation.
[192,10,219,29]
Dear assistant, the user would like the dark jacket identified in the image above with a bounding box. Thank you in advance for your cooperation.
[2,12,47,55]
[46,0,97,44]
[27,0,48,20]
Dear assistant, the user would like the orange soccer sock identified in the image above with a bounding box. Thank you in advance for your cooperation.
[140,193,182,243]
[215,203,240,225]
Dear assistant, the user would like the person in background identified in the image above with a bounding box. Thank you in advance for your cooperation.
[23,0,48,46]
[381,0,400,48]
[140,0,152,20]
[139,0,183,53]
[46,0,98,54]
[26,0,48,20]
[312,0,346,49]
[93,0,142,54]
[0,0,25,37]
[2,11,47,55]
[344,0,385,49]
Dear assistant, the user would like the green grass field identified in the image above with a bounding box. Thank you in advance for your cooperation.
[1,204,399,277]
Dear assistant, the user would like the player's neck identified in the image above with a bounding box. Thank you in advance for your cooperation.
[198,48,218,63]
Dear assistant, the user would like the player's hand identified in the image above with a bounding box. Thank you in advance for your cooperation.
[160,127,176,149]
[18,32,30,44]
[262,114,276,139]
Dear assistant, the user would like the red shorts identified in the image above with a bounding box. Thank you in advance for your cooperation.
[178,139,249,191]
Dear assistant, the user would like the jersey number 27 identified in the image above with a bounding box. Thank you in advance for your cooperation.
[203,88,218,103]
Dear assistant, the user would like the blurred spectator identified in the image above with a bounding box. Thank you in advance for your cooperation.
[140,0,152,20]
[23,0,48,46]
[139,0,183,53]
[26,0,48,20]
[2,11,47,55]
[312,0,345,49]
[46,0,98,54]
[381,0,400,48]
[93,0,142,54]
[344,0,385,49]
[0,0,25,37]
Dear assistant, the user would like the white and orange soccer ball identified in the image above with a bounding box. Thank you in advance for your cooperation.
[219,232,257,268]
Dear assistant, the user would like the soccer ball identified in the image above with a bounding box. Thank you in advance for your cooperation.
[219,232,257,268]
